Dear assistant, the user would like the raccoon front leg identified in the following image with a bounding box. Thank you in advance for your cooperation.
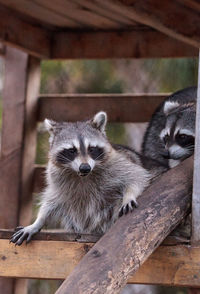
[10,203,51,245]
[119,185,140,217]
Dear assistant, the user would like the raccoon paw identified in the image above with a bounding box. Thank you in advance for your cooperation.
[10,225,39,246]
[119,200,138,217]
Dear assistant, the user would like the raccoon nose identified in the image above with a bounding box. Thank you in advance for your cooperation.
[79,163,91,174]
[161,150,170,159]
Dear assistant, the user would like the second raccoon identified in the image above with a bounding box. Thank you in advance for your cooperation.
[142,87,196,169]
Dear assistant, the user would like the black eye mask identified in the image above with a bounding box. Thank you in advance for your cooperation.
[88,146,104,160]
[56,148,77,163]
[175,134,195,148]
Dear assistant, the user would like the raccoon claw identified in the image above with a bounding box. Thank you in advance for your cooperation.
[119,200,138,217]
[10,226,38,246]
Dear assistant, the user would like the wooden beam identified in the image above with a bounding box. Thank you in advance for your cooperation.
[38,93,167,123]
[0,4,50,58]
[1,239,200,287]
[0,47,29,294]
[192,49,200,245]
[0,230,196,286]
[55,156,193,294]
[19,57,41,227]
[52,30,198,59]
[96,0,200,48]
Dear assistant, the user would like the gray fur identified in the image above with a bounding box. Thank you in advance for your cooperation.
[11,112,151,245]
[142,87,197,169]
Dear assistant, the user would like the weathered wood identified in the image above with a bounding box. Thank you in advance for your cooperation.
[73,0,137,26]
[0,0,81,29]
[0,229,101,243]
[19,57,41,226]
[0,47,29,294]
[0,239,200,287]
[52,30,198,59]
[0,47,28,228]
[0,4,50,58]
[0,229,189,245]
[192,49,200,245]
[38,94,167,123]
[34,0,121,29]
[97,0,200,48]
[56,156,193,294]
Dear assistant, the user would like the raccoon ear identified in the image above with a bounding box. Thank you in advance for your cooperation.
[44,119,57,134]
[91,111,107,133]
[163,101,180,115]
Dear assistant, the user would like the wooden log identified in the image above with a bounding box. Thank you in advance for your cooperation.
[97,0,200,48]
[192,49,200,245]
[38,93,167,123]
[55,156,193,294]
[52,30,198,59]
[0,4,50,58]
[0,47,29,294]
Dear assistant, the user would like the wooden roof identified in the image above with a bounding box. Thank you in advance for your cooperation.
[0,0,199,59]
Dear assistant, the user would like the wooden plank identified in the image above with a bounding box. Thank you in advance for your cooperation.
[34,0,121,29]
[51,29,198,59]
[0,47,28,226]
[0,229,101,243]
[38,93,167,123]
[0,46,29,294]
[0,0,81,29]
[19,57,41,226]
[52,30,198,59]
[1,239,200,287]
[0,229,190,245]
[0,4,50,58]
[96,0,200,48]
[192,49,200,245]
[73,0,137,26]
[56,156,193,294]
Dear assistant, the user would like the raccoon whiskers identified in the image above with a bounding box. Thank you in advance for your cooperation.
[93,150,107,161]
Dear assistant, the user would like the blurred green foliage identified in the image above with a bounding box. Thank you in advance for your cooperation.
[144,58,198,92]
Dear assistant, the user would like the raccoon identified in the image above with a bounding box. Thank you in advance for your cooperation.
[142,87,197,169]
[10,111,151,245]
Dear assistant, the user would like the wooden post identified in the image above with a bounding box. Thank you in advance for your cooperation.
[0,47,41,294]
[55,156,193,294]
[192,49,200,245]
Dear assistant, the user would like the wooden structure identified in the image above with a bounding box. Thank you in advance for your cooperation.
[0,1,199,293]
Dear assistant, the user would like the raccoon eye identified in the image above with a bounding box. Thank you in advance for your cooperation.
[88,146,104,160]
[68,147,77,154]
[176,134,194,147]
[56,147,77,163]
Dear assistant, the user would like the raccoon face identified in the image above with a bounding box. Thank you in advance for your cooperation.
[160,101,195,162]
[44,111,111,177]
